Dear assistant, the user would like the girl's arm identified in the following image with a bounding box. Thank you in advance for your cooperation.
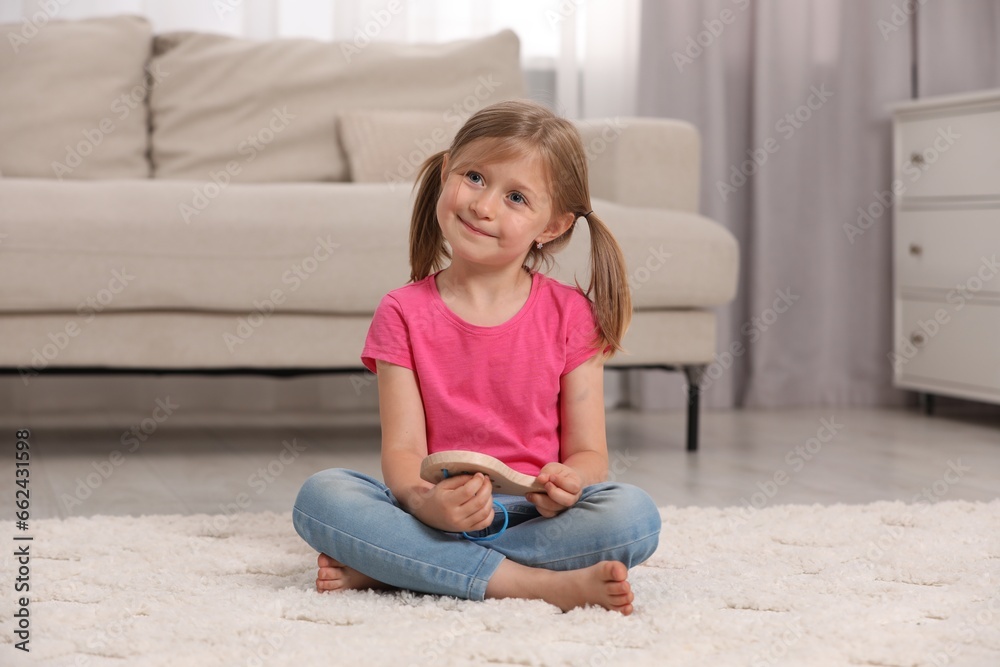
[529,353,610,516]
[376,360,495,532]
[558,353,610,485]
[375,359,434,512]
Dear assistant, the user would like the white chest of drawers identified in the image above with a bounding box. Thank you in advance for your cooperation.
[888,88,1000,407]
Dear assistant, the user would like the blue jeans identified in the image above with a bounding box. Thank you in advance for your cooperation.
[292,468,662,601]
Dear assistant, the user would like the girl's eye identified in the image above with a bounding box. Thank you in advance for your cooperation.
[510,192,526,205]
[466,171,483,184]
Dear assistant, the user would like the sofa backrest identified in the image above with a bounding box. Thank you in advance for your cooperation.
[0,15,153,180]
[0,15,525,183]
[149,28,524,183]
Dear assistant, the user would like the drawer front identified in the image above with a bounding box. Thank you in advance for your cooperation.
[895,299,1000,392]
[895,107,1000,198]
[895,209,1000,293]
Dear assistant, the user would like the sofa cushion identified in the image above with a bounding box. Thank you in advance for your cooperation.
[0,179,739,314]
[0,15,153,180]
[149,29,524,183]
[0,310,717,369]
[339,110,458,185]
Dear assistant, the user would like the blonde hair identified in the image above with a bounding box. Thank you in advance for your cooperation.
[409,99,632,360]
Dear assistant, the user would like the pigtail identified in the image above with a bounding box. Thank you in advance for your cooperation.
[579,212,633,360]
[409,150,451,284]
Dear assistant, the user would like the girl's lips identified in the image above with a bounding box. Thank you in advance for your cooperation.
[460,217,494,237]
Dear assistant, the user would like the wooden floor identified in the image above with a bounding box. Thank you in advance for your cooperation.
[5,406,999,520]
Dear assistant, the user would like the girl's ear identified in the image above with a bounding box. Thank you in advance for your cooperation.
[539,211,576,245]
[552,210,575,238]
[440,153,450,186]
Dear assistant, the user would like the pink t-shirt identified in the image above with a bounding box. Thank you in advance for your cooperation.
[361,270,608,476]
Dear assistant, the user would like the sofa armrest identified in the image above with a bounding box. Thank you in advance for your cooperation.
[574,117,701,214]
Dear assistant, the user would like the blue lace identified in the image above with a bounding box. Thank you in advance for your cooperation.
[440,469,509,541]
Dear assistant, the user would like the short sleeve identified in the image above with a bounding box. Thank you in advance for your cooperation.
[561,293,607,376]
[360,294,416,374]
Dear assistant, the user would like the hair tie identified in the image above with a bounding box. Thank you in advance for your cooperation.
[583,210,594,219]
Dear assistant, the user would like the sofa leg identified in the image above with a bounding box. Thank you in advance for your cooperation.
[683,365,706,452]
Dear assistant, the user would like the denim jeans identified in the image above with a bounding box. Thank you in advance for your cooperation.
[292,468,662,601]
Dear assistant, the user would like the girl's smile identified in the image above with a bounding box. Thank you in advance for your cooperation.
[459,216,496,238]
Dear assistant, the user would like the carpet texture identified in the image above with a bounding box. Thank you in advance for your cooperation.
[2,500,998,667]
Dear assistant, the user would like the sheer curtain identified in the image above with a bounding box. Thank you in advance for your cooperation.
[635,0,1000,411]
[4,0,641,118]
[916,0,1000,98]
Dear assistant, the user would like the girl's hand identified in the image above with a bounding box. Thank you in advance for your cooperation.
[527,463,583,518]
[410,472,495,533]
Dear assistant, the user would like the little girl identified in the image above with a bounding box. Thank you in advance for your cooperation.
[292,99,661,615]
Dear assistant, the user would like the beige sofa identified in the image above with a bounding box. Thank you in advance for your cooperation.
[0,15,738,450]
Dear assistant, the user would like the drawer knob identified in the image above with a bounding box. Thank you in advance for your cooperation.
[910,332,926,346]
[909,243,922,256]
[910,152,925,165]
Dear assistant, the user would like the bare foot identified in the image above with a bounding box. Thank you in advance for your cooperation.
[315,553,395,593]
[486,560,635,615]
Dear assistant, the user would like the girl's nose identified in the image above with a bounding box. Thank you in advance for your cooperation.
[470,192,496,219]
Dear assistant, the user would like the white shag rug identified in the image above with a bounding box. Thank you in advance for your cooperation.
[2,501,998,667]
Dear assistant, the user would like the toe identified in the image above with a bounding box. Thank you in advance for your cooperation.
[607,561,628,581]
[318,553,342,567]
[609,581,630,595]
[316,578,341,592]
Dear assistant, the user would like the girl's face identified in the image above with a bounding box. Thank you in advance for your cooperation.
[437,141,572,271]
